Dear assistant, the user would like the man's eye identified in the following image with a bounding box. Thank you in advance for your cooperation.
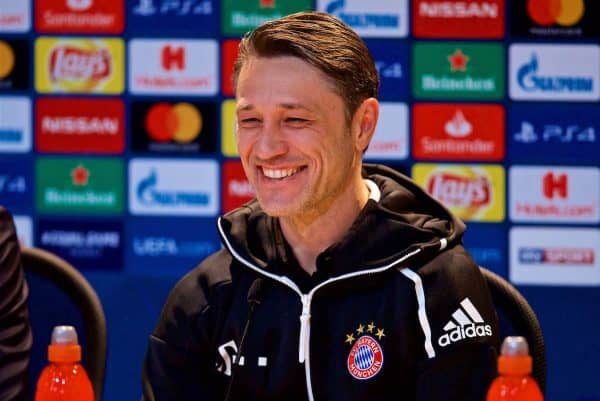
[286,117,307,124]
[240,118,261,124]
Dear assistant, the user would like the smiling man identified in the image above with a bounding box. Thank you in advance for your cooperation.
[142,11,499,401]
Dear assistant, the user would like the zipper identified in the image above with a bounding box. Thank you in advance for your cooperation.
[218,218,425,401]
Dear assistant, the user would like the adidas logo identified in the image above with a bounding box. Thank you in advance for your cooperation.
[438,297,492,347]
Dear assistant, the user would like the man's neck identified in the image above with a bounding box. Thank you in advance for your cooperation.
[279,179,371,275]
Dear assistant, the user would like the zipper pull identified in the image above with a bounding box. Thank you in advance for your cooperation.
[298,294,311,363]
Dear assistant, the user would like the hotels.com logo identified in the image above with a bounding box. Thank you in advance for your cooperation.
[161,45,185,71]
[543,172,567,199]
[427,172,490,208]
[49,45,111,82]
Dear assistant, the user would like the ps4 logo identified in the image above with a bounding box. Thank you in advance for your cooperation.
[514,121,596,144]
[133,0,213,16]
[0,175,26,194]
[375,61,403,79]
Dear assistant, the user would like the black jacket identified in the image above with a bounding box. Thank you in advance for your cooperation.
[142,164,500,401]
[0,207,31,401]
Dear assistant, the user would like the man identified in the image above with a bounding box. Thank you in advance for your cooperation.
[142,11,499,401]
[0,207,31,401]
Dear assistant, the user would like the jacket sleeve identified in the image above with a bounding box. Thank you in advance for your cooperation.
[411,245,500,401]
[0,207,32,401]
[141,257,230,401]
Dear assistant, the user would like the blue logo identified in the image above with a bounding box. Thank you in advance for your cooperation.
[325,0,399,29]
[126,217,219,276]
[137,169,210,207]
[518,247,544,263]
[129,0,216,35]
[517,53,593,93]
[463,224,506,276]
[37,219,123,270]
[366,39,408,100]
[508,104,599,163]
[0,159,31,211]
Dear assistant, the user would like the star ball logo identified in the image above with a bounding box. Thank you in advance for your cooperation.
[345,322,385,380]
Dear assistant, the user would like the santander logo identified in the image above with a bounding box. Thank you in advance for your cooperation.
[67,0,93,11]
[444,110,472,138]
[427,172,491,208]
[49,45,111,82]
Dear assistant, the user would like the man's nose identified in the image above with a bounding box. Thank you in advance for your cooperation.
[254,121,288,160]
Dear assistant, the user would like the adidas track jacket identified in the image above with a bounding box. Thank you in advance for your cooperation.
[142,164,500,401]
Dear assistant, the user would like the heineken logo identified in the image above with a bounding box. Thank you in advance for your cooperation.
[36,157,123,213]
[413,42,504,100]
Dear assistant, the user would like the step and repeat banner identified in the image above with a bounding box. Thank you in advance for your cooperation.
[1,1,599,400]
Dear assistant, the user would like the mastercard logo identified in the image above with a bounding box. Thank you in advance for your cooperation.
[0,41,15,79]
[527,0,584,26]
[145,102,203,143]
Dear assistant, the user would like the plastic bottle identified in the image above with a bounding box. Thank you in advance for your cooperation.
[486,336,544,401]
[34,325,94,401]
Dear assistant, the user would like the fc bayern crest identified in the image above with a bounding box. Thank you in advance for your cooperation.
[346,335,384,380]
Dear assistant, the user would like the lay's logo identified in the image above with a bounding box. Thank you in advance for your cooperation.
[49,45,111,82]
[413,164,505,222]
[427,172,490,208]
[36,37,124,94]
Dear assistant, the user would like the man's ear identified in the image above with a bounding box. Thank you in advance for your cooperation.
[351,98,379,153]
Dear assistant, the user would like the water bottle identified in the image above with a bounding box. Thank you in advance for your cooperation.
[34,325,94,401]
[486,336,544,401]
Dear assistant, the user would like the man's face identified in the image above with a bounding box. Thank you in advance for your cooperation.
[235,56,362,221]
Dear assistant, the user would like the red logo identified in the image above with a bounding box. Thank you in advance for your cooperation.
[427,172,491,207]
[527,0,584,26]
[49,45,111,82]
[161,45,186,71]
[35,0,124,33]
[544,248,594,265]
[71,164,90,186]
[448,49,469,71]
[413,0,504,38]
[36,97,124,154]
[412,103,504,161]
[145,102,202,143]
[542,172,568,199]
[221,39,240,97]
[222,161,254,213]
[260,0,276,8]
[347,336,384,380]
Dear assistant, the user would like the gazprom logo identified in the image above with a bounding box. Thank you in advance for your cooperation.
[517,53,593,93]
[326,0,399,28]
[509,44,600,101]
[129,158,218,216]
[319,0,407,37]
[136,169,209,207]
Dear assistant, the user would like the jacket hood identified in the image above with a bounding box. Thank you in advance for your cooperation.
[218,163,466,277]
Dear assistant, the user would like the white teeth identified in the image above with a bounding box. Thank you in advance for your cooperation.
[262,167,300,179]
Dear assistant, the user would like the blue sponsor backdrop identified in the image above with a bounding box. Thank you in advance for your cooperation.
[508,103,600,163]
[125,216,218,277]
[37,219,123,270]
[0,157,32,211]
[1,1,600,401]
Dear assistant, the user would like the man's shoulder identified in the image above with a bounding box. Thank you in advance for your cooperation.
[171,248,233,298]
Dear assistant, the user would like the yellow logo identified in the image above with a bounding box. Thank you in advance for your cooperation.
[35,37,124,94]
[0,41,15,79]
[412,163,505,222]
[221,99,238,157]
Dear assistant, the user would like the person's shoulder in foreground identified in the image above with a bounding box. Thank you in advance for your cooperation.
[142,10,499,401]
[0,206,32,401]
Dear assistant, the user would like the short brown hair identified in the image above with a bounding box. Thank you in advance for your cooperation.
[233,11,380,124]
